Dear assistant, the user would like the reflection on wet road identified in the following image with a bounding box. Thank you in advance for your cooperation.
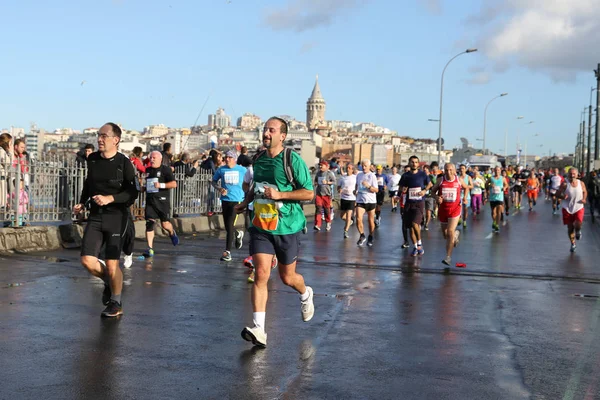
[1,201,600,399]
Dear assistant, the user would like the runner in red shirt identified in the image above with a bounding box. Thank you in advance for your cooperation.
[431,163,470,266]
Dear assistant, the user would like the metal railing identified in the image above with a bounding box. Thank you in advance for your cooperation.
[1,155,346,227]
[0,155,221,227]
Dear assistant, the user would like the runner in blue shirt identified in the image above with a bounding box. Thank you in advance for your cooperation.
[212,150,247,261]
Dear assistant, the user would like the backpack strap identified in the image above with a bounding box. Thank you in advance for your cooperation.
[283,148,296,189]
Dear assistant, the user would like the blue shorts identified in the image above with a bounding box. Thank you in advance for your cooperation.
[249,227,301,265]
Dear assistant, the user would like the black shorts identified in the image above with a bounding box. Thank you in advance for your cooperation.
[491,201,504,208]
[512,185,523,194]
[81,212,127,260]
[376,191,385,206]
[357,203,376,212]
[146,198,170,222]
[340,199,356,211]
[249,227,300,265]
[389,190,398,198]
[403,201,424,226]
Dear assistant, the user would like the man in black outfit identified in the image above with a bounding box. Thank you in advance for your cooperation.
[143,151,179,257]
[73,123,139,318]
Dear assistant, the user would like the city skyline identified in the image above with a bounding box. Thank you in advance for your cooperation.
[1,0,599,155]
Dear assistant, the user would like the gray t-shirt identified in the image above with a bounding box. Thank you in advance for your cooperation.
[315,170,336,196]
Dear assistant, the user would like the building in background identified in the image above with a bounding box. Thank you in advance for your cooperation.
[237,113,262,130]
[208,108,231,129]
[307,75,326,131]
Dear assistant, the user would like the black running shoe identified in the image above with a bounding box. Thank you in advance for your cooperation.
[101,300,123,318]
[367,235,374,247]
[102,284,111,306]
[357,234,366,246]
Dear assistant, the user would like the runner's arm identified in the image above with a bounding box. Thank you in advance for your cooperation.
[581,182,588,204]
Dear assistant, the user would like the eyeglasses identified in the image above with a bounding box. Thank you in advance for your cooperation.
[97,134,116,139]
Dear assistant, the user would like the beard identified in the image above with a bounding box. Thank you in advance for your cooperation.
[262,137,272,149]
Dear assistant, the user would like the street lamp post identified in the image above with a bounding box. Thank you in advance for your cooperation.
[437,48,477,164]
[483,93,508,155]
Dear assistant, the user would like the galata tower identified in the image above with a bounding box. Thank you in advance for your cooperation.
[306,75,326,131]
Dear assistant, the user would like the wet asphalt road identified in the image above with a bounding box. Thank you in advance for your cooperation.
[1,198,600,400]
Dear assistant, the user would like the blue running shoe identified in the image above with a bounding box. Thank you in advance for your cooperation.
[170,232,179,246]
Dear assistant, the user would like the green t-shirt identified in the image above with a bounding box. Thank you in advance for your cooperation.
[251,150,313,235]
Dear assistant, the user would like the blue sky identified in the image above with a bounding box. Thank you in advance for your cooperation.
[1,0,599,156]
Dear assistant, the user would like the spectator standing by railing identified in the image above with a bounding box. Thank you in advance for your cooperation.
[161,142,174,170]
[0,133,13,213]
[130,146,146,175]
[201,149,222,216]
[173,153,199,177]
[237,146,252,169]
[76,144,95,168]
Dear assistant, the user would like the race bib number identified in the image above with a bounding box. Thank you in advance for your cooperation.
[528,185,536,191]
[252,183,279,231]
[550,189,557,194]
[224,171,239,185]
[441,188,457,202]
[472,187,482,195]
[377,177,384,186]
[514,180,521,186]
[408,187,422,201]
[492,186,501,194]
[146,177,159,193]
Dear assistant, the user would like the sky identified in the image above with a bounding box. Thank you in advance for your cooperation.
[2,0,600,156]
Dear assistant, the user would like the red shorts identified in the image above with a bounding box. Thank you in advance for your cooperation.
[527,190,538,199]
[562,208,584,225]
[438,203,461,223]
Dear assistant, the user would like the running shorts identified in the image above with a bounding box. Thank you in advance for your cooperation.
[562,208,584,225]
[527,190,538,200]
[340,199,356,211]
[146,197,170,222]
[512,185,523,194]
[424,197,435,211]
[388,190,398,198]
[357,203,376,212]
[249,227,300,265]
[81,212,127,260]
[490,201,504,209]
[376,191,385,206]
[403,202,424,226]
[438,204,461,223]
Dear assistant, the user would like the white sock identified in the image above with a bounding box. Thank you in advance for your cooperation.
[417,240,422,247]
[300,288,310,301]
[253,312,266,330]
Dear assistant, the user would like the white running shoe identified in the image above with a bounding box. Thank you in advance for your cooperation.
[453,230,460,247]
[241,325,267,347]
[326,222,332,231]
[123,254,133,269]
[301,286,315,322]
[235,230,244,249]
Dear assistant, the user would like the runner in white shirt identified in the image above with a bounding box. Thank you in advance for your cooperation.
[549,168,564,215]
[338,164,358,238]
[556,167,587,252]
[355,159,379,247]
[387,166,401,212]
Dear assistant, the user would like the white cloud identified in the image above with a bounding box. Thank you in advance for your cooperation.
[263,0,367,33]
[467,0,600,81]
[466,72,491,85]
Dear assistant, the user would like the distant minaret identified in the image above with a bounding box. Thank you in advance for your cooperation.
[306,74,326,130]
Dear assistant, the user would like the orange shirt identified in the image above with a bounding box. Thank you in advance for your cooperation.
[527,177,538,191]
